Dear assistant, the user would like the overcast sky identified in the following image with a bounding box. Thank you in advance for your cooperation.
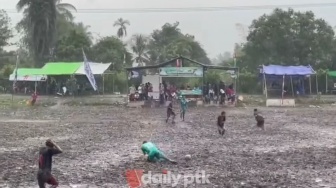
[2,0,336,59]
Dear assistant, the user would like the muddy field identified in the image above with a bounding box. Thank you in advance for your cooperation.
[0,103,336,188]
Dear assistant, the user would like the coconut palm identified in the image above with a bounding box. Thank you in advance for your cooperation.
[131,34,149,66]
[113,18,130,38]
[55,0,77,21]
[16,0,76,65]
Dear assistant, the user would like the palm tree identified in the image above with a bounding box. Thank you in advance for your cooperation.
[113,18,130,38]
[131,34,149,66]
[16,0,76,65]
[55,0,77,21]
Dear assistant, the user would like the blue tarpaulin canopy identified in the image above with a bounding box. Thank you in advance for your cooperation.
[261,65,315,75]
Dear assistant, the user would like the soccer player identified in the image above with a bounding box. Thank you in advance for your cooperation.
[31,92,38,106]
[254,109,265,130]
[37,139,63,188]
[141,141,177,164]
[180,96,188,121]
[217,111,226,135]
[166,101,176,124]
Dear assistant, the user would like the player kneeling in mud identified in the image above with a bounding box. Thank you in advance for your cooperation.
[37,139,62,188]
[166,101,176,124]
[254,108,265,130]
[217,111,226,135]
[141,141,177,164]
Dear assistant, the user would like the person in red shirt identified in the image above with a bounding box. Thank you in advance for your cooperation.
[31,92,38,105]
[37,139,62,188]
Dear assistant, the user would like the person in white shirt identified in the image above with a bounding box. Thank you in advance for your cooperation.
[138,84,143,100]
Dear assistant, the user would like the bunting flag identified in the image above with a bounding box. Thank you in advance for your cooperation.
[82,49,98,91]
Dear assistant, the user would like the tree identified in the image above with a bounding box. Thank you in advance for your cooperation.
[148,22,211,64]
[243,8,335,70]
[16,0,76,66]
[91,36,132,71]
[0,10,13,49]
[130,34,149,66]
[113,18,130,38]
[53,22,92,61]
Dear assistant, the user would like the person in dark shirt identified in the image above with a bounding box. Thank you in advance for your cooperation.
[166,102,176,124]
[217,111,226,135]
[254,109,265,130]
[37,139,62,188]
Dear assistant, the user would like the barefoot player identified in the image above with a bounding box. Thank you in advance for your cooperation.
[37,139,62,188]
[180,96,188,121]
[166,101,176,124]
[217,111,226,135]
[141,141,177,164]
[254,109,265,130]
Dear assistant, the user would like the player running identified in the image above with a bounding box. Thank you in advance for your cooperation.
[166,101,176,124]
[254,108,265,130]
[180,96,188,121]
[141,141,177,164]
[217,111,226,135]
[37,139,62,188]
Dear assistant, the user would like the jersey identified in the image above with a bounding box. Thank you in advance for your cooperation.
[38,147,62,171]
[180,100,187,111]
[141,142,163,162]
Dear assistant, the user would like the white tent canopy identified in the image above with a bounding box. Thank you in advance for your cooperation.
[9,74,47,81]
[75,62,112,75]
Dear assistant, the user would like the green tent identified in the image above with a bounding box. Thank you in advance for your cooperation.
[9,68,47,81]
[11,68,43,76]
[40,62,81,75]
[327,71,336,77]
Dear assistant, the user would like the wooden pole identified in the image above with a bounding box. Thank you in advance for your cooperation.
[102,74,104,95]
[316,74,318,94]
[309,76,312,94]
[281,75,285,104]
[290,76,294,97]
[326,73,328,94]
[263,73,268,99]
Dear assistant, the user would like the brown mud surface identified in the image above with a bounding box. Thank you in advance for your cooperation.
[0,105,336,187]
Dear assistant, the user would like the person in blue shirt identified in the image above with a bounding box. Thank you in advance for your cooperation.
[180,96,188,121]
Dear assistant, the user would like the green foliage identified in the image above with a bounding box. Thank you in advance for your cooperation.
[148,22,211,65]
[91,36,132,71]
[16,0,77,66]
[0,10,12,48]
[54,23,92,61]
[242,8,335,71]
[113,18,130,38]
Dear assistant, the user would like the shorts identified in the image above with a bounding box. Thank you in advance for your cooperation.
[218,125,225,132]
[167,111,175,117]
[37,170,58,188]
[257,120,264,127]
[148,150,166,162]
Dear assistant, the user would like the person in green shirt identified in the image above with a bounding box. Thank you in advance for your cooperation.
[141,141,177,164]
[180,96,188,121]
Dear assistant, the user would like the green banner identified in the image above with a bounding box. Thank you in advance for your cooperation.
[159,67,203,77]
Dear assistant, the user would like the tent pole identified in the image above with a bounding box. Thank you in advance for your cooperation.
[290,76,294,97]
[102,74,105,95]
[316,74,318,94]
[281,75,285,105]
[263,73,268,99]
[326,73,328,94]
[126,71,129,102]
[309,76,312,95]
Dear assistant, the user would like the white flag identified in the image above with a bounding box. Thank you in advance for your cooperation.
[82,49,97,91]
[13,55,19,90]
